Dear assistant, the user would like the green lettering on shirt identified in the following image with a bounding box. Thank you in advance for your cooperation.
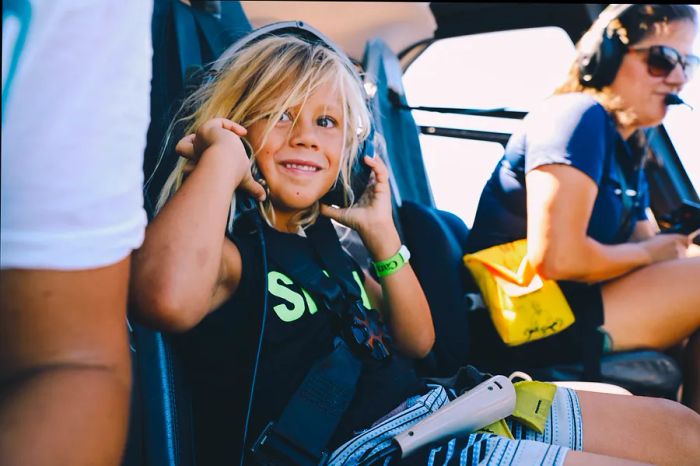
[268,271,306,322]
[267,268,372,322]
[302,288,318,314]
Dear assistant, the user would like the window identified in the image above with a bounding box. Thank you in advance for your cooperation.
[662,5,700,195]
[420,136,503,227]
[403,27,577,227]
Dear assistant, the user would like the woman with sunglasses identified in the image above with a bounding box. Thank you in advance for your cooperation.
[465,4,700,412]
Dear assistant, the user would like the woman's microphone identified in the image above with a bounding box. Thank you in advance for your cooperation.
[665,93,694,110]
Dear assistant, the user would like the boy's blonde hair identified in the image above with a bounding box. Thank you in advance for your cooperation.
[154,34,372,230]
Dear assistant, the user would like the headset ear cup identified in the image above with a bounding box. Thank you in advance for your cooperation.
[577,4,634,89]
[579,29,626,88]
[349,131,375,202]
[602,33,626,86]
[321,126,375,207]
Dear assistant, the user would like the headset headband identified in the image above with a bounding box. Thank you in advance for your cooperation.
[594,4,634,30]
[577,4,635,88]
[211,21,361,82]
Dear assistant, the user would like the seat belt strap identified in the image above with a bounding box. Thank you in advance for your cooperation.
[262,224,346,313]
[305,218,363,300]
[611,137,643,244]
[249,217,389,464]
[306,218,392,360]
[252,339,361,466]
[577,282,604,381]
[263,216,392,360]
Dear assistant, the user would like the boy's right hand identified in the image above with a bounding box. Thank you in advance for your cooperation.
[175,118,266,201]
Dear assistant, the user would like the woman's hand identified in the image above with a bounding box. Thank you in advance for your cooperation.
[175,118,266,201]
[320,156,399,257]
[639,233,691,264]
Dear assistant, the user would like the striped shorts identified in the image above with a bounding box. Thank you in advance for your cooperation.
[328,385,583,466]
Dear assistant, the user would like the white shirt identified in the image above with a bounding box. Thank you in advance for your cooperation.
[2,0,153,269]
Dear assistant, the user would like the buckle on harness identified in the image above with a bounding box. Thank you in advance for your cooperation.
[252,422,329,466]
[344,300,392,360]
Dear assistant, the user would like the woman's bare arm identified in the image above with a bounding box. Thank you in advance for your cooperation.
[526,165,688,282]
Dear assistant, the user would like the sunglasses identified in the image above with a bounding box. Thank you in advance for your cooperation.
[628,45,700,80]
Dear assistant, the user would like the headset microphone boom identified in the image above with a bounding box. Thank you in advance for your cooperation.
[665,93,694,110]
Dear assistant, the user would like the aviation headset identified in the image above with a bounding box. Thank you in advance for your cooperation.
[210,21,376,208]
[577,4,636,88]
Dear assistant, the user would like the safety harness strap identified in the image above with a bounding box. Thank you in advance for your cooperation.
[266,216,392,360]
[250,217,373,465]
[252,339,361,466]
[305,217,364,301]
[263,220,348,314]
[611,137,643,244]
[172,0,202,80]
[306,218,393,360]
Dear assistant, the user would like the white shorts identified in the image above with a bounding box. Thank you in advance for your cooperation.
[1,0,152,270]
[329,385,583,466]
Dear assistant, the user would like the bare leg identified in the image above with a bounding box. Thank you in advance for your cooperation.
[602,257,700,350]
[576,390,700,466]
[0,258,132,466]
[564,451,652,466]
[601,257,700,413]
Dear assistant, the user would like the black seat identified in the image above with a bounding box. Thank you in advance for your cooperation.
[399,201,472,377]
[125,325,195,466]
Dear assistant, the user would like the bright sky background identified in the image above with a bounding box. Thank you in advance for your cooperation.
[403,6,700,227]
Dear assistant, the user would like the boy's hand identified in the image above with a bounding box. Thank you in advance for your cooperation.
[193,118,248,157]
[175,118,266,201]
[175,118,248,167]
[320,155,399,258]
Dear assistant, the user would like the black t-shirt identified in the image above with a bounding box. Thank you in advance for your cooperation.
[174,220,426,464]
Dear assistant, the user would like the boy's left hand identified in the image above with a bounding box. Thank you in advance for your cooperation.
[320,155,396,243]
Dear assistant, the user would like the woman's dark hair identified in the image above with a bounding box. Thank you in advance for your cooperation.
[612,4,697,48]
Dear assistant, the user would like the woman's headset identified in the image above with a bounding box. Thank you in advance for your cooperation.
[577,4,635,88]
[211,21,376,208]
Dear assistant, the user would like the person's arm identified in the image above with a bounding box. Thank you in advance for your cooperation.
[131,119,265,332]
[629,219,657,242]
[526,165,689,283]
[361,229,435,359]
[321,156,434,358]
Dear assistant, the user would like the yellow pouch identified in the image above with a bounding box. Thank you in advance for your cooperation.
[476,380,558,437]
[463,239,575,346]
